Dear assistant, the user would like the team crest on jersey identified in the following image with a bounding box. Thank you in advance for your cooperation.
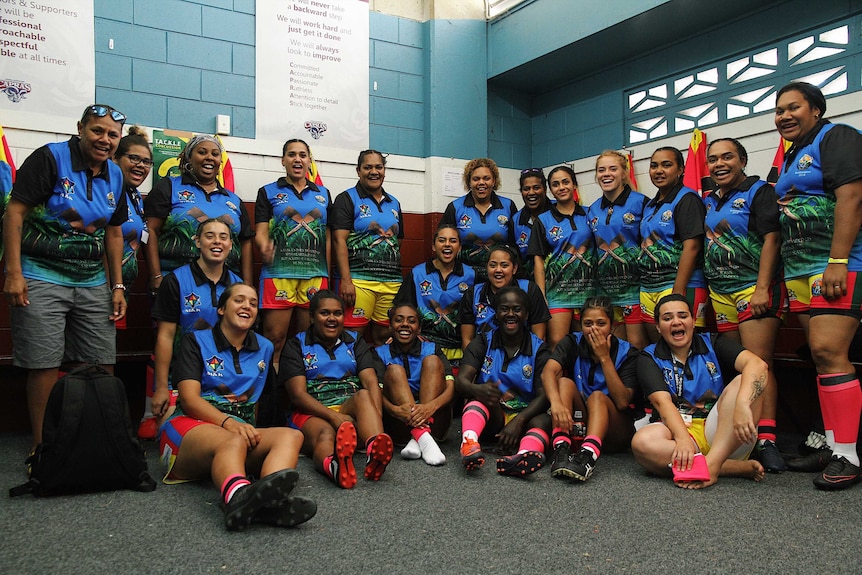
[623,212,636,225]
[797,154,813,170]
[106,192,116,208]
[589,217,598,230]
[226,201,239,212]
[59,177,75,200]
[458,214,472,228]
[705,361,718,378]
[391,208,399,220]
[303,352,318,369]
[481,355,493,375]
[518,231,528,246]
[475,302,488,318]
[522,364,533,379]
[206,355,225,374]
[359,204,371,218]
[419,280,432,296]
[549,226,563,241]
[661,210,673,222]
[258,360,266,372]
[732,198,746,210]
[458,282,469,293]
[497,215,509,226]
[274,193,290,204]
[705,204,712,213]
[178,189,195,203]
[315,195,327,205]
[183,292,202,312]
[811,278,822,297]
[735,299,749,313]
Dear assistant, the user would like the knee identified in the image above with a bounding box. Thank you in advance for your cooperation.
[354,388,374,406]
[630,428,653,461]
[421,354,444,374]
[809,340,842,369]
[274,427,304,448]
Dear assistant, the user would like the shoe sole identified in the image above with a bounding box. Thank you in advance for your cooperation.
[571,466,594,482]
[224,469,299,531]
[335,422,358,489]
[255,495,318,527]
[364,433,394,481]
[461,448,485,471]
[496,451,544,477]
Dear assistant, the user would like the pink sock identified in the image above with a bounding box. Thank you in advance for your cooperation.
[518,428,548,453]
[582,435,602,460]
[462,401,489,437]
[552,427,571,447]
[757,419,777,442]
[818,374,862,444]
[410,417,434,442]
[220,474,250,504]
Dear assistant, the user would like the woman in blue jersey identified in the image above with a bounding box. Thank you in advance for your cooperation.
[159,283,315,531]
[144,134,254,288]
[588,151,648,350]
[512,168,551,279]
[331,149,403,346]
[280,290,393,489]
[394,223,474,366]
[703,138,786,473]
[638,147,707,342]
[631,294,767,489]
[456,286,551,476]
[773,82,862,489]
[530,165,595,348]
[542,297,640,482]
[379,303,453,466]
[255,139,331,360]
[459,245,550,348]
[150,219,242,423]
[442,158,516,282]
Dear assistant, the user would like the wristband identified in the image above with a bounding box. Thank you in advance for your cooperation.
[152,273,163,280]
[220,416,231,427]
[112,283,126,291]
[828,258,849,265]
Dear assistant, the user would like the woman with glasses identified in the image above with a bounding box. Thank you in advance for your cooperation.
[144,135,254,291]
[441,158,516,282]
[512,168,551,279]
[3,104,129,452]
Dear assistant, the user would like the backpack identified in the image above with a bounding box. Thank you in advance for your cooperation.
[10,365,157,497]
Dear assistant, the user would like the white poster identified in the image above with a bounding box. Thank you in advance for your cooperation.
[256,0,369,150]
[0,0,94,131]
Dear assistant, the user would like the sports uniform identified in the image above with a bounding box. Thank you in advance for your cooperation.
[588,186,647,322]
[638,183,707,324]
[330,183,403,326]
[116,185,146,330]
[144,173,254,275]
[528,203,596,310]
[703,176,785,329]
[441,192,516,282]
[255,177,331,308]
[512,207,541,278]
[376,339,452,396]
[459,278,550,334]
[552,332,639,400]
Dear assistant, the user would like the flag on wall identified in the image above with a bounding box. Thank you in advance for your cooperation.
[0,124,16,184]
[214,135,235,191]
[766,137,792,185]
[307,156,324,187]
[625,150,638,191]
[683,128,713,197]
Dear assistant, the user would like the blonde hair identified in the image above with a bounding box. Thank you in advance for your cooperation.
[595,150,632,187]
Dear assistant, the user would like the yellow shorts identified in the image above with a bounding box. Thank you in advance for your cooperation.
[709,283,785,332]
[687,418,710,455]
[786,274,820,313]
[260,277,328,309]
[640,286,708,327]
[345,279,401,327]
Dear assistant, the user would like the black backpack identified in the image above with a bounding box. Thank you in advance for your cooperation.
[10,365,157,497]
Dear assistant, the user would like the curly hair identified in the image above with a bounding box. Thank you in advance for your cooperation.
[462,158,501,192]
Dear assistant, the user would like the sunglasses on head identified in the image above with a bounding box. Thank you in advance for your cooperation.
[82,105,126,124]
[520,167,543,175]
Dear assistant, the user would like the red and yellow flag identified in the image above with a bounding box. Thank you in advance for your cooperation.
[683,128,713,197]
[214,135,234,191]
[625,151,638,191]
[0,124,16,184]
[307,156,323,187]
[766,137,792,186]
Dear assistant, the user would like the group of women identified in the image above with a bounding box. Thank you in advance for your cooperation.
[5,81,860,530]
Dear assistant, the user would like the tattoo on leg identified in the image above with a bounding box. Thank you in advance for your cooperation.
[749,375,765,403]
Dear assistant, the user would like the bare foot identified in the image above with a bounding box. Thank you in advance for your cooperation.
[721,459,764,482]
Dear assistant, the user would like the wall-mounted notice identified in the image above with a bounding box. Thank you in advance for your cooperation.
[0,0,94,130]
[256,0,369,150]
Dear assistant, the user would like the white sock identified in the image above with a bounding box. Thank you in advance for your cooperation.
[832,442,860,466]
[418,433,446,466]
[462,430,478,443]
[400,438,421,460]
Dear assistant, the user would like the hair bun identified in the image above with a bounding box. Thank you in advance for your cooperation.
[126,125,147,137]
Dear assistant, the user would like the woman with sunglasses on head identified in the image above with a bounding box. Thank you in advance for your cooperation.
[588,151,648,350]
[331,149,403,346]
[637,147,707,343]
[512,168,551,279]
[459,244,550,349]
[441,158,516,283]
[702,137,786,474]
[3,104,129,452]
[773,82,862,489]
[144,134,254,291]
[255,138,331,361]
[529,165,596,348]
[159,282,316,531]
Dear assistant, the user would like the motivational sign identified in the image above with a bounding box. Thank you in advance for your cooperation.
[257,0,369,150]
[0,0,94,130]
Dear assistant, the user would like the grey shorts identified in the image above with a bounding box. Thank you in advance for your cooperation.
[10,278,116,369]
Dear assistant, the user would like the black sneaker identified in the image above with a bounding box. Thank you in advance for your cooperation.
[786,446,832,472]
[496,450,545,477]
[550,443,572,479]
[254,495,318,528]
[813,456,862,491]
[222,469,299,531]
[569,448,596,482]
[753,440,787,473]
